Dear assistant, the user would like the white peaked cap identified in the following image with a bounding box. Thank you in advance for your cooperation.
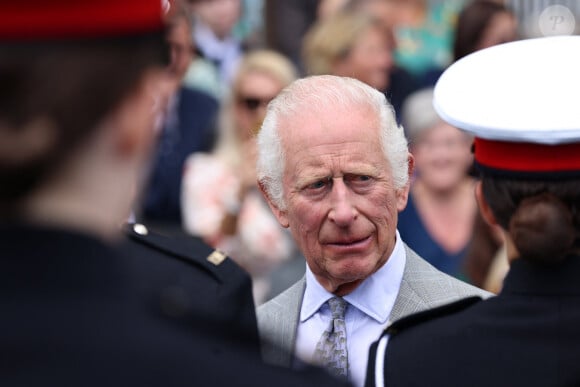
[433,36,580,176]
[434,36,580,145]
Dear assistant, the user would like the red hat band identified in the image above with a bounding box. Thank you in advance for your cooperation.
[0,0,164,41]
[474,137,580,174]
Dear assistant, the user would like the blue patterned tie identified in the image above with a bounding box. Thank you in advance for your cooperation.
[314,297,349,378]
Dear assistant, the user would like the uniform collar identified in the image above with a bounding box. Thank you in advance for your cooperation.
[501,254,580,296]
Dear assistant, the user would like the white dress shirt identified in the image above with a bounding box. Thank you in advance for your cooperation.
[295,231,406,387]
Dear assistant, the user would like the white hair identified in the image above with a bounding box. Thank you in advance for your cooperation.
[257,75,409,209]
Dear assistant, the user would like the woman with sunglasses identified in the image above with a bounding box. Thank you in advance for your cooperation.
[181,49,298,305]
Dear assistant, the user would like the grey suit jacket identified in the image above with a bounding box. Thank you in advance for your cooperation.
[257,244,491,367]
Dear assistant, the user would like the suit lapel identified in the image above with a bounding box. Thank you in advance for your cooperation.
[389,245,431,323]
[258,277,305,367]
[389,244,489,323]
[277,277,305,359]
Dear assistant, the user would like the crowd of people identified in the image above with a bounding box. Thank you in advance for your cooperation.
[3,0,580,386]
[135,0,521,301]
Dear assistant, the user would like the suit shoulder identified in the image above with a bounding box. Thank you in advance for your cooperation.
[386,296,482,336]
[258,278,305,316]
[122,223,249,284]
[404,244,493,299]
[257,278,304,338]
[438,267,493,299]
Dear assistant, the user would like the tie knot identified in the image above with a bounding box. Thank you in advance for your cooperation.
[328,297,347,320]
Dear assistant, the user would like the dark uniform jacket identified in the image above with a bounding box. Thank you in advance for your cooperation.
[365,254,580,387]
[1,222,350,387]
[120,222,259,344]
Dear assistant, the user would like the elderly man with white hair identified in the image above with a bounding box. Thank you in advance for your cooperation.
[255,74,489,387]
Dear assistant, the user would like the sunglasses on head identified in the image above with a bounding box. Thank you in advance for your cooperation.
[237,95,275,111]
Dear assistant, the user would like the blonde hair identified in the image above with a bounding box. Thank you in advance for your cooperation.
[215,50,298,166]
[302,11,378,76]
[232,50,297,95]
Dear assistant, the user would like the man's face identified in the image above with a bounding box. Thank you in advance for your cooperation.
[192,0,241,39]
[411,122,473,192]
[167,19,193,81]
[268,104,410,295]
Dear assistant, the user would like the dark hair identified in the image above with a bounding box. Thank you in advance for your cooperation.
[0,33,167,213]
[462,211,503,287]
[481,176,580,264]
[453,0,514,61]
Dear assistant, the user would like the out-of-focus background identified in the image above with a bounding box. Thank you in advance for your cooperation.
[134,0,580,304]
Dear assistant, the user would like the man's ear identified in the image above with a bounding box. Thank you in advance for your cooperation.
[475,180,498,227]
[396,153,414,212]
[258,180,289,228]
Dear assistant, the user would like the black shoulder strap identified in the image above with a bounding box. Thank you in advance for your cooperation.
[123,223,239,282]
[385,296,483,336]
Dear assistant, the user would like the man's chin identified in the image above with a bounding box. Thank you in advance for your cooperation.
[331,253,387,280]
[329,262,375,285]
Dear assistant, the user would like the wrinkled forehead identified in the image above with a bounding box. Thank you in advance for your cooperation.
[277,102,382,151]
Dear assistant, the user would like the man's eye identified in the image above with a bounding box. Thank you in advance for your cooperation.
[308,180,327,190]
[349,174,372,183]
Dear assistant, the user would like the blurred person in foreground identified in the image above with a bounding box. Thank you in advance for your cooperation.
[397,87,477,279]
[127,0,259,349]
[366,36,580,387]
[255,74,489,387]
[0,2,351,386]
[181,49,299,304]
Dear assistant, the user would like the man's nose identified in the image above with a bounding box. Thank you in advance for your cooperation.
[328,178,357,227]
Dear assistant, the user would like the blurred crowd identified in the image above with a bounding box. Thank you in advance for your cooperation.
[5,1,580,385]
[134,0,531,303]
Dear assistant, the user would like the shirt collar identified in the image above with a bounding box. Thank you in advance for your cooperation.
[300,231,406,323]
